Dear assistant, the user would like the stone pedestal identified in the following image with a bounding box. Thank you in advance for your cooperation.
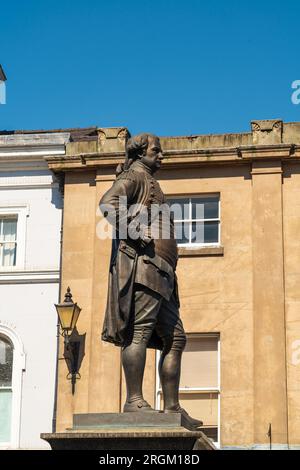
[41,413,216,450]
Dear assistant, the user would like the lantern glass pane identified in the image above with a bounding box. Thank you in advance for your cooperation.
[56,305,74,330]
[71,304,81,330]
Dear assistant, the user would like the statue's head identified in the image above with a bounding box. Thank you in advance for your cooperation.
[123,133,164,174]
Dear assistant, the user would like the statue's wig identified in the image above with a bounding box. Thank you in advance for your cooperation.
[116,133,158,176]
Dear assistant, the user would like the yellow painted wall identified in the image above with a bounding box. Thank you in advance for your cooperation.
[53,122,300,448]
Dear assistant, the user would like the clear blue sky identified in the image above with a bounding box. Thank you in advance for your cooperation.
[1,0,300,136]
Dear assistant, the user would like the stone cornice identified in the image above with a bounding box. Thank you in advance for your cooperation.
[0,132,70,146]
[0,268,60,284]
[0,144,67,162]
[45,143,300,173]
[0,132,70,165]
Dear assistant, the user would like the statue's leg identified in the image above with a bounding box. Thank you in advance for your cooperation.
[122,284,162,412]
[158,347,183,410]
[156,292,204,429]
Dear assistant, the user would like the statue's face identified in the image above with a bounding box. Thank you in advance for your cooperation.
[140,136,164,173]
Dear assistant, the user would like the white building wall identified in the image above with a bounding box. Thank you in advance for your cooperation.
[0,284,58,449]
[0,132,69,448]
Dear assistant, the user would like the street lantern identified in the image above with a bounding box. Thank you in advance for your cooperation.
[55,287,81,343]
[55,287,82,394]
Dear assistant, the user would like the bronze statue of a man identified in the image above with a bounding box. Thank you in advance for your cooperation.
[100,133,202,430]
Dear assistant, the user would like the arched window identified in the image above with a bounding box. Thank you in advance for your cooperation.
[0,335,13,444]
[0,326,25,449]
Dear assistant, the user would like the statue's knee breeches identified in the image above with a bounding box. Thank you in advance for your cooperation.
[155,291,186,353]
[161,331,187,353]
[127,284,162,345]
[126,283,186,350]
[131,325,155,345]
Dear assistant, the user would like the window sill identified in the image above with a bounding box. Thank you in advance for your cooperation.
[178,246,224,257]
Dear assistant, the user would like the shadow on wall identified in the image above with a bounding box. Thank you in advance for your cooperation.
[62,328,86,394]
[51,176,63,210]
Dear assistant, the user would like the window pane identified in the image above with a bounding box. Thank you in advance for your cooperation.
[180,336,218,388]
[2,218,17,242]
[191,221,219,244]
[174,222,190,244]
[192,197,219,220]
[167,199,190,222]
[204,221,219,243]
[2,243,17,267]
[0,336,13,387]
[191,222,204,243]
[0,390,12,443]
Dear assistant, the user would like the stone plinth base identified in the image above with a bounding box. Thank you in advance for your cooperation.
[41,412,216,450]
[41,428,215,450]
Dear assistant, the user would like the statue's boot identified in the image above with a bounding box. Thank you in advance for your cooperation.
[123,398,157,412]
[122,337,158,413]
[164,404,203,430]
[159,348,203,430]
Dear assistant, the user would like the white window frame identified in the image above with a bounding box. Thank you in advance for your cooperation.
[0,205,29,270]
[0,325,26,449]
[155,333,221,448]
[0,216,18,267]
[167,194,221,247]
